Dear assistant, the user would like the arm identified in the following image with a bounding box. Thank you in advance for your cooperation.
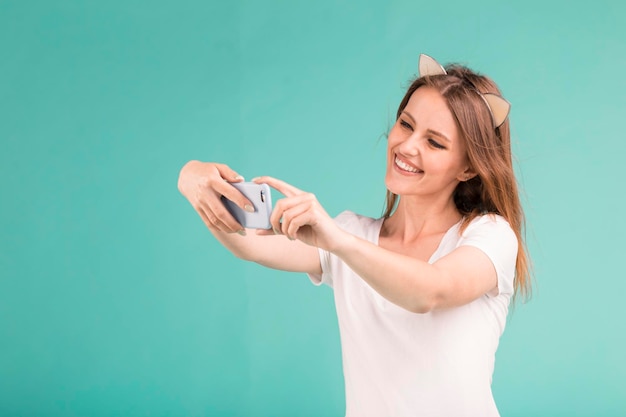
[177,161,320,274]
[330,234,498,313]
[257,175,504,313]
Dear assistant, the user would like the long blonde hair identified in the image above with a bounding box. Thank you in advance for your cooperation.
[383,65,532,300]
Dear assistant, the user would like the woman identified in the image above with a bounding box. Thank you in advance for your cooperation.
[178,54,531,417]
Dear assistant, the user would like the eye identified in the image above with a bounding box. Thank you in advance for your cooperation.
[399,119,412,130]
[428,138,446,149]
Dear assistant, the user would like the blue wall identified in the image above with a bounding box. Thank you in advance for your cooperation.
[1,0,625,415]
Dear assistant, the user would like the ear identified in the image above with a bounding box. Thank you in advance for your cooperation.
[457,166,477,182]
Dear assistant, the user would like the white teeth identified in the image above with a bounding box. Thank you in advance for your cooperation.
[395,156,419,173]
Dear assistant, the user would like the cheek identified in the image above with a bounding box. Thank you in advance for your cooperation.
[454,153,471,172]
[386,137,397,160]
[386,124,402,147]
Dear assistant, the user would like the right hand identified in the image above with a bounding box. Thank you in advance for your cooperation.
[178,161,253,234]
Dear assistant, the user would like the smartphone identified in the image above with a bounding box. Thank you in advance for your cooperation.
[221,182,273,230]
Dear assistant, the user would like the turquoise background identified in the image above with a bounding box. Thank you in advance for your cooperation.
[1,0,625,415]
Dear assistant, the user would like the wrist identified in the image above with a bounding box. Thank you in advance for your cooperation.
[327,229,357,256]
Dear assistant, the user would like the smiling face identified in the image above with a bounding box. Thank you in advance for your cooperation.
[385,86,474,201]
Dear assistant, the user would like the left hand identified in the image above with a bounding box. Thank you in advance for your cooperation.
[253,176,345,251]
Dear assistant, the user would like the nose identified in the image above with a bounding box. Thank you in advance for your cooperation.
[397,134,421,157]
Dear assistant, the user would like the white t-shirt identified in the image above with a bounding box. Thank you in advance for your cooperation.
[309,211,518,417]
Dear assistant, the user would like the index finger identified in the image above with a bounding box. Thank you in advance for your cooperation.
[252,176,302,197]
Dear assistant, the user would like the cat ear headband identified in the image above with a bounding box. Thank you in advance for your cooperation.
[418,54,511,128]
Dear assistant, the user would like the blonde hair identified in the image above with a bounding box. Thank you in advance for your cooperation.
[383,65,532,300]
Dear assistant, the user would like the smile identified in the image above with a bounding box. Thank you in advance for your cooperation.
[394,155,422,174]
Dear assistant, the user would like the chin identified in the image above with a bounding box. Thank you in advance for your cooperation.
[385,177,412,196]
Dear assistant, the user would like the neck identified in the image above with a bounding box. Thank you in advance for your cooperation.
[383,194,462,243]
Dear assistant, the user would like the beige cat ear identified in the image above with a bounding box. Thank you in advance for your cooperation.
[482,93,511,128]
[419,54,447,77]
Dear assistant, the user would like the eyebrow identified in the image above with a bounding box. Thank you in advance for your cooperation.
[401,111,451,143]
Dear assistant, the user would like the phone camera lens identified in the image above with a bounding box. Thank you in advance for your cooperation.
[260,190,265,202]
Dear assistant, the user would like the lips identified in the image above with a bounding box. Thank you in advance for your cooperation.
[394,155,423,174]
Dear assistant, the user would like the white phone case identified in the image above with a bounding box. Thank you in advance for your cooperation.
[221,182,273,229]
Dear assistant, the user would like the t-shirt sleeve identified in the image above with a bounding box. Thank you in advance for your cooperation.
[307,210,356,287]
[457,215,518,297]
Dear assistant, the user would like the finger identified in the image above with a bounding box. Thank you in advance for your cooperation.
[268,197,289,235]
[199,205,229,232]
[255,229,276,236]
[252,176,302,198]
[212,205,245,234]
[269,211,282,236]
[276,197,311,232]
[198,206,232,233]
[281,203,312,240]
[269,193,316,233]
[215,163,245,183]
[270,193,317,229]
[273,192,317,213]
[209,181,255,214]
[198,198,244,234]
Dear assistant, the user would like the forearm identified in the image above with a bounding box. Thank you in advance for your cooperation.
[182,200,321,273]
[208,227,259,261]
[210,227,320,273]
[331,234,444,313]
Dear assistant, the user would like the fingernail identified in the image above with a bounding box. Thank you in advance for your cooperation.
[251,177,260,182]
[273,227,280,235]
[244,204,255,213]
[288,236,295,241]
[237,229,246,236]
[234,175,244,181]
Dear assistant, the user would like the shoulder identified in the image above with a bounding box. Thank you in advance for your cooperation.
[450,214,519,297]
[458,214,518,272]
[333,210,383,240]
[458,214,518,295]
[461,214,517,248]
